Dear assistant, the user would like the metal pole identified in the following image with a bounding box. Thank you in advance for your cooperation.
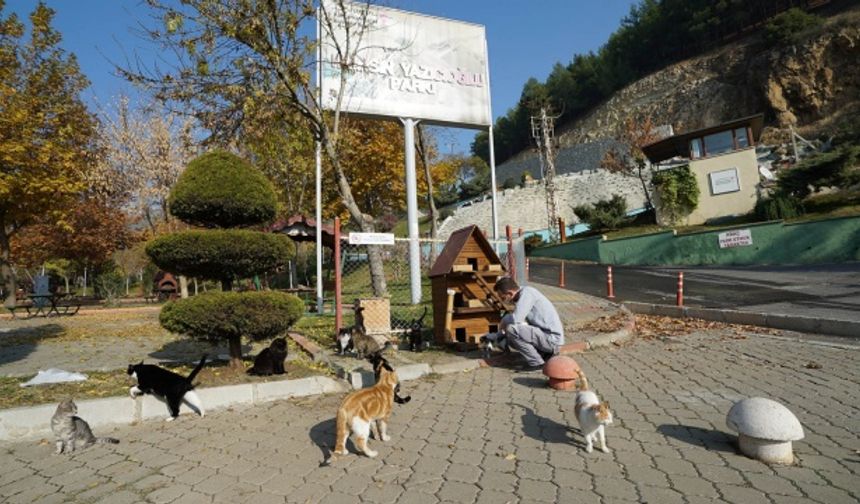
[334,217,342,334]
[488,125,499,243]
[314,10,324,314]
[315,142,323,314]
[402,117,421,305]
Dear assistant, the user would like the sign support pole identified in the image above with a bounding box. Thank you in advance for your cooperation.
[402,117,422,305]
[315,12,324,314]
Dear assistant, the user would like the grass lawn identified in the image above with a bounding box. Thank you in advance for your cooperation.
[0,307,333,409]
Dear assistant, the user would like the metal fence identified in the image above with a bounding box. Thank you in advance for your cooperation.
[333,231,526,340]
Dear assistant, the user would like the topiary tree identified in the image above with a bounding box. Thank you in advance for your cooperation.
[146,150,300,370]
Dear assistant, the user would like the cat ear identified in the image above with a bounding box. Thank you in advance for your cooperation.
[382,362,393,372]
[603,401,610,410]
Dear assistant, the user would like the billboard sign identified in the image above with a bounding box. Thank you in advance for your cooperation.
[319,0,491,128]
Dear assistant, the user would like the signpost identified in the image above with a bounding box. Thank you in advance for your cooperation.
[318,1,496,305]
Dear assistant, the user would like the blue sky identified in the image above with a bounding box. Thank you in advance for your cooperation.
[6,0,637,154]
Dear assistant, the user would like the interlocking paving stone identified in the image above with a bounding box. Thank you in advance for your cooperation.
[1,329,858,503]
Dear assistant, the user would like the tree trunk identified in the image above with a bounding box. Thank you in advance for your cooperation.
[0,225,16,307]
[228,335,243,370]
[416,126,439,265]
[179,275,189,298]
[323,139,388,296]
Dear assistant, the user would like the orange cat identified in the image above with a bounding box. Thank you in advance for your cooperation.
[321,353,408,465]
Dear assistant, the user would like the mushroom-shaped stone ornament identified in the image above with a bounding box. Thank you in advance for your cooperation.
[542,356,580,390]
[726,397,804,464]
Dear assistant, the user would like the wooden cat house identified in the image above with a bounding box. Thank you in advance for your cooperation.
[429,225,512,348]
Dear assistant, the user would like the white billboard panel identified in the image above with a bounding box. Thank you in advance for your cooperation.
[319,0,491,128]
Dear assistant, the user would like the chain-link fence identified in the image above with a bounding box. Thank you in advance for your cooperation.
[334,233,526,344]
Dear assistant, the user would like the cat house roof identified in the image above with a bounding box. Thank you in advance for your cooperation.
[428,224,504,278]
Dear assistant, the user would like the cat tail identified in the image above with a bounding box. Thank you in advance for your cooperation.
[186,355,208,383]
[97,437,120,445]
[576,369,589,391]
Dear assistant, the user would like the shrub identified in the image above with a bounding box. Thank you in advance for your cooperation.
[160,291,304,343]
[94,266,125,304]
[777,145,860,199]
[652,165,700,224]
[524,234,545,254]
[755,195,805,221]
[146,230,295,282]
[168,150,278,228]
[573,194,629,231]
[764,8,823,46]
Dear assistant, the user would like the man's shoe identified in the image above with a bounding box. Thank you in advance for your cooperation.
[515,363,544,373]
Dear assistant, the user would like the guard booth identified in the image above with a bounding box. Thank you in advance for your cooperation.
[428,225,511,348]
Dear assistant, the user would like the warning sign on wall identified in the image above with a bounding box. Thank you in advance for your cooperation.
[718,229,753,249]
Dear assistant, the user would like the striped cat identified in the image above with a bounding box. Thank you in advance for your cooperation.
[321,352,408,465]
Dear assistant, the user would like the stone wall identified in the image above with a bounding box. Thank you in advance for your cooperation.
[438,170,648,239]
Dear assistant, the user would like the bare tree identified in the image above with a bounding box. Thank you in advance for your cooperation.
[118,0,394,296]
[94,95,197,234]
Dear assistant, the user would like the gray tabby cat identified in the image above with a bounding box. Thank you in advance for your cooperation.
[50,398,119,454]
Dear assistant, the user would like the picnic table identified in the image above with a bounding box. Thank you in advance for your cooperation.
[6,293,84,319]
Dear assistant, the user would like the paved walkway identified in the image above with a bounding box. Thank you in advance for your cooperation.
[2,327,857,503]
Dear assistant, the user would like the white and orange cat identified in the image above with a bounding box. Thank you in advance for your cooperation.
[574,369,613,453]
[321,352,409,465]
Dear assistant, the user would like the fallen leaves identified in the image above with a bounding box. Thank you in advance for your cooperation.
[634,314,784,341]
[580,312,628,333]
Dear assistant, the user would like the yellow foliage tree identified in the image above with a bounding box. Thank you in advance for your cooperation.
[0,2,97,305]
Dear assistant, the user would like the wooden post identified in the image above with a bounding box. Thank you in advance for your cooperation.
[334,217,342,335]
[558,217,566,242]
[525,258,530,282]
[676,271,684,307]
[607,266,615,299]
[444,288,456,343]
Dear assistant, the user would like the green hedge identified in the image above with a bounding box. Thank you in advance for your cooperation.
[169,150,277,228]
[146,230,294,281]
[160,291,304,343]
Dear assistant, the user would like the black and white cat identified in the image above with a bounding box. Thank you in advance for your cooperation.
[336,325,356,355]
[128,355,206,421]
[51,398,119,454]
[247,337,288,375]
[480,331,509,359]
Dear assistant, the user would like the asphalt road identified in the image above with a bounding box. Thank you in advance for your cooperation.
[528,260,860,323]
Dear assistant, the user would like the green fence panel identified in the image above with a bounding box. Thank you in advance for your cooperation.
[530,215,860,266]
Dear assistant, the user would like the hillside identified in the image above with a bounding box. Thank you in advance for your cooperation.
[438,7,860,239]
[557,6,860,150]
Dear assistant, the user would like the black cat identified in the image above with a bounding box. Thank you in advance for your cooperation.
[127,355,206,421]
[247,337,288,376]
[368,352,411,404]
[407,306,428,352]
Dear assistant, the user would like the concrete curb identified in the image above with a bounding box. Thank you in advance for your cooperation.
[583,304,638,350]
[0,375,347,442]
[624,301,860,339]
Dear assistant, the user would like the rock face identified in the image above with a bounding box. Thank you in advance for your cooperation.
[551,9,860,147]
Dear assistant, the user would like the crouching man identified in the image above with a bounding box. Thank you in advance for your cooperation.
[494,277,564,372]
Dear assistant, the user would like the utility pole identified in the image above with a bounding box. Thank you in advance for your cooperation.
[531,107,560,242]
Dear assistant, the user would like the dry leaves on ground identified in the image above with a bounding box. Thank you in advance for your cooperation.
[580,312,629,333]
[635,314,783,340]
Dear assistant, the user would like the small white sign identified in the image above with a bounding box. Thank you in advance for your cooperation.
[718,229,753,249]
[348,232,395,245]
[709,167,740,195]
